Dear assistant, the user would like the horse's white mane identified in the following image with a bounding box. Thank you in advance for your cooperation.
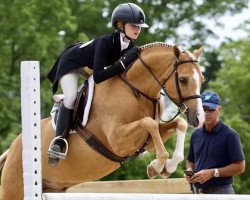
[140,42,174,50]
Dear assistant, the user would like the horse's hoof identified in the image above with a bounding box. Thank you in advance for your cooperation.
[147,165,159,179]
[159,167,172,178]
[48,156,59,166]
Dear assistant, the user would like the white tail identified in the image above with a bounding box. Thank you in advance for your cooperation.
[0,149,9,170]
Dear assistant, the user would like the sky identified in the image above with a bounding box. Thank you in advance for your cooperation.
[176,2,250,48]
[208,3,250,44]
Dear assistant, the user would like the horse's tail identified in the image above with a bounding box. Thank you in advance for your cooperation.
[0,149,9,170]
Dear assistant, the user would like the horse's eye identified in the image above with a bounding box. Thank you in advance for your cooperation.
[179,77,188,85]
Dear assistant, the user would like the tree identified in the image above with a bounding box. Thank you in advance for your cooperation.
[207,30,250,193]
[0,0,249,192]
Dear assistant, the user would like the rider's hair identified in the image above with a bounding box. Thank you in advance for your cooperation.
[115,21,123,30]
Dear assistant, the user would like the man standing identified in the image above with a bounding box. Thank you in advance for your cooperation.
[185,91,245,194]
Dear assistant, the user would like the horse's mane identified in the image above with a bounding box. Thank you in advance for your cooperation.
[140,42,203,76]
[140,42,174,50]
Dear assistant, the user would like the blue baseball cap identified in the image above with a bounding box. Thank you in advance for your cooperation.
[201,91,221,109]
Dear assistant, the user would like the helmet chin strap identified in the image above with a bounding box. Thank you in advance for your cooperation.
[121,24,133,41]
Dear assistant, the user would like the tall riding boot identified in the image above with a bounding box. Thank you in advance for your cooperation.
[47,103,73,166]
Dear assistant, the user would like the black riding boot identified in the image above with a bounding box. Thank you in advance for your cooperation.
[47,103,73,166]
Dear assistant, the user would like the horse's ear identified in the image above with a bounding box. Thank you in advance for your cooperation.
[174,45,181,59]
[194,46,204,59]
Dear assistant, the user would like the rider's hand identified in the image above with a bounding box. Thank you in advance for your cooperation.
[120,46,140,69]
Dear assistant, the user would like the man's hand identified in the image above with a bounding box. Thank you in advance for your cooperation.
[190,169,214,184]
[120,46,140,69]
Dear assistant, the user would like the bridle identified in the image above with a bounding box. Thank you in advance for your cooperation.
[119,52,201,122]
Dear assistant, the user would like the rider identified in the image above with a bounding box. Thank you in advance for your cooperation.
[47,3,149,166]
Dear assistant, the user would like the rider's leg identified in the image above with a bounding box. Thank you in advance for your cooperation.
[48,72,78,166]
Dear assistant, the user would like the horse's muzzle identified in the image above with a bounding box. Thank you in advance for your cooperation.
[186,110,200,127]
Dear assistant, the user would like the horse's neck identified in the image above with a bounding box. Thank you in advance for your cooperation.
[127,50,175,98]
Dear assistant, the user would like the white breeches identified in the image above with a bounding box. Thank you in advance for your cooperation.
[59,72,78,109]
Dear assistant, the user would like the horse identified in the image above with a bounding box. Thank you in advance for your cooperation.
[0,42,205,200]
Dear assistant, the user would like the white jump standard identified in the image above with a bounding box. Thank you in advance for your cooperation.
[21,61,42,200]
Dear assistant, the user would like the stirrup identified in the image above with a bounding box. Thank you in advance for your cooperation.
[47,136,69,159]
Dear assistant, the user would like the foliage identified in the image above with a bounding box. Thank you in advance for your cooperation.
[0,0,249,194]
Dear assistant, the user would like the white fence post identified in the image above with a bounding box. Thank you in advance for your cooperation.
[21,61,42,200]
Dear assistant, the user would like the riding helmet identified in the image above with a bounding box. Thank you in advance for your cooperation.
[111,3,149,28]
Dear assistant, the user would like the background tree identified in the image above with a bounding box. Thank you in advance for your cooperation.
[208,29,250,193]
[0,0,249,193]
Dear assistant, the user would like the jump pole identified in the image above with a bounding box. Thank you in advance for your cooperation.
[20,61,250,200]
[21,61,42,200]
[42,193,250,200]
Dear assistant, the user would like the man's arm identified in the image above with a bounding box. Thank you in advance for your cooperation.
[186,160,195,171]
[190,160,245,184]
[217,160,245,177]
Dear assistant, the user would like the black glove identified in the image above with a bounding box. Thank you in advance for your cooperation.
[120,46,140,69]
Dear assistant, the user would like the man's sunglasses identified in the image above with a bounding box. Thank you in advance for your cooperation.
[203,107,216,112]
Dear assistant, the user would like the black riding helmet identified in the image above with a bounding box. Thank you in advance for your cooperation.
[111,3,149,28]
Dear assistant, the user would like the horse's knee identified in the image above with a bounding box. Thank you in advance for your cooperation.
[176,117,188,133]
[141,117,158,130]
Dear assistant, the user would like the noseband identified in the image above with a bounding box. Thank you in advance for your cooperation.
[119,53,201,122]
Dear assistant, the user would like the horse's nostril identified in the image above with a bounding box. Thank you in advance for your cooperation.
[186,111,200,127]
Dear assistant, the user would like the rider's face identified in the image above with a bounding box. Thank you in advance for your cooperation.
[124,23,141,39]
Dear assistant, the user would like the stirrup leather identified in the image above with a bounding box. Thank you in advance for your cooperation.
[47,136,69,159]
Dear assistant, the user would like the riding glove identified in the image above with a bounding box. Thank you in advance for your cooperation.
[120,46,140,69]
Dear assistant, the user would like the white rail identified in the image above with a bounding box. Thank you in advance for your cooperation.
[42,193,250,200]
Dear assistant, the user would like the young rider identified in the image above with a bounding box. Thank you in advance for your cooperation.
[47,3,149,166]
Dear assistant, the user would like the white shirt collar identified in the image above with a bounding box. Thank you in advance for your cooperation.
[120,32,130,51]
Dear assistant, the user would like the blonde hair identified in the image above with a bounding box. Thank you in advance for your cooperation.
[115,21,124,30]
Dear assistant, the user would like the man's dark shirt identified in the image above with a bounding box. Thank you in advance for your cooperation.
[187,120,245,189]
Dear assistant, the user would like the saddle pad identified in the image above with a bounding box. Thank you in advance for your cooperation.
[50,75,95,132]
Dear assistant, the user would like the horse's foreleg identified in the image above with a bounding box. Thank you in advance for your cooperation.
[159,117,188,178]
[144,119,178,151]
[107,117,168,179]
[140,117,169,178]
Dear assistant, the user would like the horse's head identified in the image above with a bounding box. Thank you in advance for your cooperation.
[163,45,205,127]
[127,43,205,127]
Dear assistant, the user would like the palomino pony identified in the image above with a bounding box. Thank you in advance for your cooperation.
[0,43,204,200]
